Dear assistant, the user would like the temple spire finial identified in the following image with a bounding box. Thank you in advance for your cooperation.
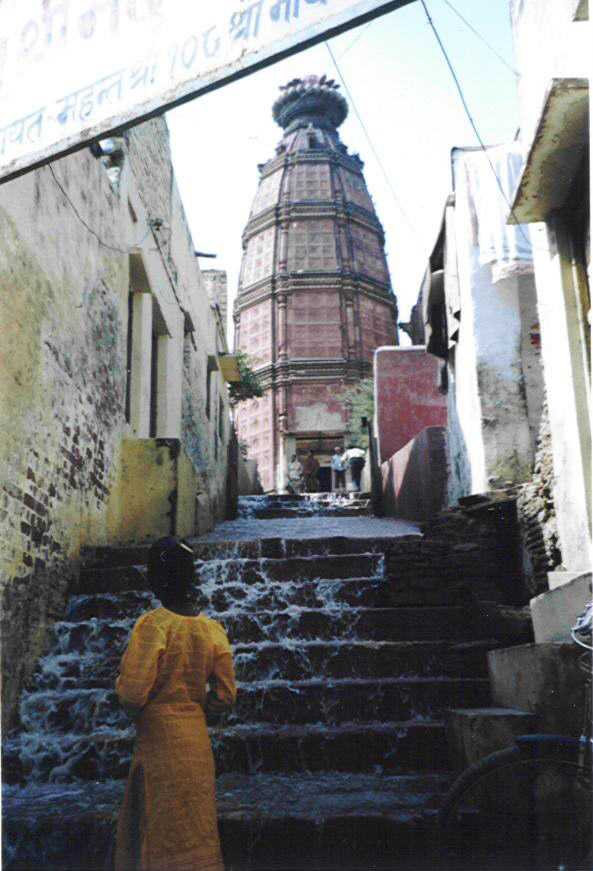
[273,75,348,132]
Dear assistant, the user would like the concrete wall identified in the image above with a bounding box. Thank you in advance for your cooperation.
[374,346,447,463]
[381,426,448,522]
[0,118,231,727]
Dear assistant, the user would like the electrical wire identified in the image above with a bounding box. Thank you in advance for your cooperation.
[324,41,422,243]
[419,0,533,246]
[338,20,373,59]
[438,0,520,77]
[48,163,130,254]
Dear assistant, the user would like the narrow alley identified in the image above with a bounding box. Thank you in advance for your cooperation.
[3,493,537,871]
[1,2,590,870]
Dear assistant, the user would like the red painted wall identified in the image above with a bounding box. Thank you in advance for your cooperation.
[381,426,448,521]
[374,347,447,463]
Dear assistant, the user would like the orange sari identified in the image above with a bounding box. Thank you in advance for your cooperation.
[114,608,236,871]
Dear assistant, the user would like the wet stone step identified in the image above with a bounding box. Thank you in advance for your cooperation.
[230,677,490,726]
[68,579,397,624]
[82,532,414,568]
[245,507,371,519]
[68,574,469,624]
[2,729,134,785]
[30,651,119,692]
[196,554,383,584]
[191,536,400,561]
[65,573,466,625]
[29,639,489,694]
[4,719,448,785]
[220,606,478,645]
[50,606,478,654]
[49,619,133,657]
[2,773,447,871]
[211,721,450,775]
[79,553,384,594]
[19,688,127,735]
[65,590,156,622]
[233,640,489,682]
[18,677,489,735]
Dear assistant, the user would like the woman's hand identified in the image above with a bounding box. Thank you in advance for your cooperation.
[121,700,143,721]
[205,689,233,724]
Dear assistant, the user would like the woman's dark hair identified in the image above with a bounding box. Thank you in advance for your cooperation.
[147,536,195,606]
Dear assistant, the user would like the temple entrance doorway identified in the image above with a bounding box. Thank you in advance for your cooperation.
[317,467,332,493]
[295,434,343,494]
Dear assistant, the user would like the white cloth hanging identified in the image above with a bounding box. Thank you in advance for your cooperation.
[454,144,534,284]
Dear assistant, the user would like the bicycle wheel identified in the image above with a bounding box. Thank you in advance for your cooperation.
[439,740,592,871]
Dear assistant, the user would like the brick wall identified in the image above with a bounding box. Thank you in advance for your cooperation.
[385,499,529,608]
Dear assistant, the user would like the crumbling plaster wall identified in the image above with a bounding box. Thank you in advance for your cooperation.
[527,221,591,573]
[446,143,543,505]
[0,151,128,729]
[0,117,230,728]
[447,265,537,499]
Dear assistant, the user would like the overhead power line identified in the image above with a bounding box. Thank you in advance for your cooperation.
[439,0,520,77]
[324,41,421,243]
[419,0,532,243]
[338,20,373,59]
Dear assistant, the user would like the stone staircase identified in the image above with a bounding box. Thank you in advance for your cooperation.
[3,495,507,870]
[237,493,372,519]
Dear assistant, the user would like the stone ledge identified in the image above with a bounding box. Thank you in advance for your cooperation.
[531,571,591,642]
[488,642,587,735]
[445,707,537,771]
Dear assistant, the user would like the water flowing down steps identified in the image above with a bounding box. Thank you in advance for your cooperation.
[4,495,509,870]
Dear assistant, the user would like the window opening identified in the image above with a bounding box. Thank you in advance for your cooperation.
[206,368,212,419]
[125,290,134,423]
[149,321,159,438]
[218,396,224,441]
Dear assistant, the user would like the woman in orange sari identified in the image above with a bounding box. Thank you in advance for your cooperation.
[114,537,236,871]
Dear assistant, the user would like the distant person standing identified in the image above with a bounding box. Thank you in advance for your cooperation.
[287,453,304,495]
[302,450,320,493]
[343,445,366,491]
[330,446,346,493]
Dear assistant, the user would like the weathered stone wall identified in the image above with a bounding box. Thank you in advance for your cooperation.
[0,118,231,728]
[384,500,530,612]
[516,399,562,596]
[0,150,128,729]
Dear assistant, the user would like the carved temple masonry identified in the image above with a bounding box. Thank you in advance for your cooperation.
[234,75,398,492]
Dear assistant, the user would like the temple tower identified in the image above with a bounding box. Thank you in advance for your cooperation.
[234,75,398,492]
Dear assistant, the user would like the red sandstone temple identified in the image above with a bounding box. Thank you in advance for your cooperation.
[234,75,398,492]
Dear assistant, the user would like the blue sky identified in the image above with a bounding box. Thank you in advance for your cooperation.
[167,0,519,339]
